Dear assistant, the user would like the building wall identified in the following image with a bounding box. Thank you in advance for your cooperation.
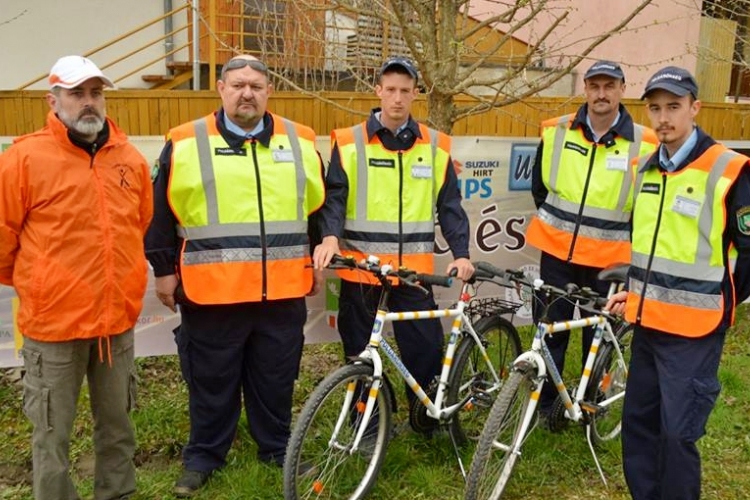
[0,0,190,90]
[0,0,707,97]
[470,0,703,99]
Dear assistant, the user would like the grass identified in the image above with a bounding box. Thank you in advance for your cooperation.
[2,305,750,499]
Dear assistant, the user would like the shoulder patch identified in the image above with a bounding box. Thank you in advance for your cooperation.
[737,207,750,235]
[150,161,160,183]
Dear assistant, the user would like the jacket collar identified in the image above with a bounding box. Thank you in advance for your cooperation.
[215,108,274,149]
[638,127,717,173]
[365,108,422,142]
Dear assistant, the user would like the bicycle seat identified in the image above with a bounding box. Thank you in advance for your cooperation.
[597,263,629,284]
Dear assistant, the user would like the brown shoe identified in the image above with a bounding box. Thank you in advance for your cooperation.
[174,469,211,498]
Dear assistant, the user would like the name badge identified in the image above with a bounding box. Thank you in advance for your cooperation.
[672,195,701,218]
[272,149,295,163]
[411,165,431,179]
[606,155,628,172]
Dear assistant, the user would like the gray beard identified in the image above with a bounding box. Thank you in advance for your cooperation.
[58,108,105,138]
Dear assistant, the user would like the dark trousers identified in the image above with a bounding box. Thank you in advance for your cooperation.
[337,280,444,405]
[622,326,725,500]
[175,298,306,472]
[535,252,610,412]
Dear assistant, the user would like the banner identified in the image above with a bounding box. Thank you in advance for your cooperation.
[0,135,541,367]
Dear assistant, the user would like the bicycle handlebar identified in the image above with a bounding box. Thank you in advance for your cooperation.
[414,273,454,288]
[327,254,454,289]
[474,261,532,287]
[473,260,615,317]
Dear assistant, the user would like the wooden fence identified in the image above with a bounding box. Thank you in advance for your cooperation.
[2,90,749,139]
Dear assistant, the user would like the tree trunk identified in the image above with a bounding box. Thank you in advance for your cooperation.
[426,90,455,134]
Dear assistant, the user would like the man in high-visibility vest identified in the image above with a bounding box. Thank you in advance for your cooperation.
[312,57,474,426]
[525,60,658,424]
[145,55,326,497]
[607,66,750,500]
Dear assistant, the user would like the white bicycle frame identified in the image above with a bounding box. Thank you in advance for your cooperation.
[329,281,504,456]
[500,280,627,485]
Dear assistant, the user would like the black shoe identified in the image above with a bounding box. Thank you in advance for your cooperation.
[174,469,211,498]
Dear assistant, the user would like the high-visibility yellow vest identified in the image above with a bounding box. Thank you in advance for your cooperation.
[332,122,450,283]
[626,144,748,336]
[168,112,324,303]
[526,114,658,266]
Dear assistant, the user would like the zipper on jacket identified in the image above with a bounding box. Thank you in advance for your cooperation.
[398,150,404,267]
[567,142,597,262]
[635,173,668,324]
[250,140,268,300]
[89,143,98,169]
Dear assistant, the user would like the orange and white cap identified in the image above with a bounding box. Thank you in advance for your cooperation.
[48,56,115,89]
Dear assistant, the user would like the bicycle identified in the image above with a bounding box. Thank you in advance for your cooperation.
[464,261,632,500]
[283,255,524,500]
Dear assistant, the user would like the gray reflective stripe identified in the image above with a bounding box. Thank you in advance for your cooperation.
[177,220,308,239]
[631,252,725,282]
[353,125,368,220]
[547,115,571,191]
[282,117,306,222]
[537,207,629,242]
[182,244,308,265]
[545,194,631,223]
[616,125,644,212]
[343,240,434,255]
[429,128,438,209]
[697,151,737,262]
[629,277,721,311]
[194,118,219,225]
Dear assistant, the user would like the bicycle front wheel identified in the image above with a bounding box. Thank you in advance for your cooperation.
[283,363,392,500]
[585,321,633,445]
[464,369,536,500]
[448,315,522,445]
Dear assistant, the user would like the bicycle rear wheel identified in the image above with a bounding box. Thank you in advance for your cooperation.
[283,363,392,500]
[464,369,536,500]
[585,321,633,446]
[447,315,522,446]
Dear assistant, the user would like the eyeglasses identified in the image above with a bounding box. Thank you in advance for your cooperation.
[220,58,268,79]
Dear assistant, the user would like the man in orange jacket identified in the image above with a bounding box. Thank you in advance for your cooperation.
[0,56,153,500]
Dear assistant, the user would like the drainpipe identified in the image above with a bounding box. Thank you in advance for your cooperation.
[192,0,201,90]
[164,0,174,75]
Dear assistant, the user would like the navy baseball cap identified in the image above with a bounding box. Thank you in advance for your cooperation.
[584,60,625,82]
[379,57,418,82]
[641,66,699,100]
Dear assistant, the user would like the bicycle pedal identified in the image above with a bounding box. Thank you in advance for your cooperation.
[469,390,493,407]
[579,401,605,414]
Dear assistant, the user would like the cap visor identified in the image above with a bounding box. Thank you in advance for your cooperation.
[641,82,690,100]
[53,75,115,89]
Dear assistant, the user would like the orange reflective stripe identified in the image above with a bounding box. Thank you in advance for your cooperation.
[625,291,721,338]
[181,256,312,304]
[526,217,629,266]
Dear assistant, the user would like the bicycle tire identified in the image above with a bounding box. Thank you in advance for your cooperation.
[585,321,633,446]
[464,369,536,500]
[283,363,393,500]
[447,315,522,446]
